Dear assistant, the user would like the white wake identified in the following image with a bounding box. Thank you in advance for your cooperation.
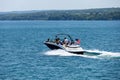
[44,49,120,59]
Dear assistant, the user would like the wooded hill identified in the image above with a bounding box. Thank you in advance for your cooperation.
[0,8,120,20]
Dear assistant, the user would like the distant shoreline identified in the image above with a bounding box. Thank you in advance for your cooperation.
[0,8,120,20]
[0,19,120,21]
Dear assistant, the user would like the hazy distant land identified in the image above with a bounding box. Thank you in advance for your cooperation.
[0,8,120,20]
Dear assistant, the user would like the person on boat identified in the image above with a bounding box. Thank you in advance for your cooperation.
[46,38,50,42]
[75,39,80,45]
[63,37,69,46]
[55,36,61,45]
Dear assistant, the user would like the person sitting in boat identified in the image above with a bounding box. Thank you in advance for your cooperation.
[75,39,80,45]
[55,36,61,45]
[46,38,50,42]
[63,37,69,46]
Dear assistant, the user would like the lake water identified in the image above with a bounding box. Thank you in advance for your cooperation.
[0,21,120,80]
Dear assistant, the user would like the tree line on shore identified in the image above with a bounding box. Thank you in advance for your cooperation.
[0,8,120,20]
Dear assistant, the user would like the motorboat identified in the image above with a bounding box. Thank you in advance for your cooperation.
[44,34,85,54]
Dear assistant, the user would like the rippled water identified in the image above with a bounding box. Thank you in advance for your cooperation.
[0,21,120,80]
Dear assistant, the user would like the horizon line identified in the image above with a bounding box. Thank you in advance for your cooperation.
[0,7,120,13]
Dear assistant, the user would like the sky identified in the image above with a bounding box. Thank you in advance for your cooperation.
[0,0,120,12]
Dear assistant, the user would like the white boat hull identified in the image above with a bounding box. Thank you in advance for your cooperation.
[44,42,84,54]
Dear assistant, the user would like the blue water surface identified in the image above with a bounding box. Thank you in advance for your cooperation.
[0,21,120,80]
